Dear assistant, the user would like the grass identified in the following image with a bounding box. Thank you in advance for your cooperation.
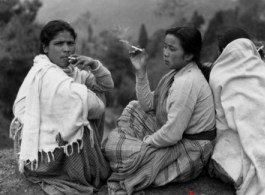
[0,147,236,195]
[0,109,13,149]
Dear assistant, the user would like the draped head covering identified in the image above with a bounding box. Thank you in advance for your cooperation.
[210,38,265,195]
[217,27,250,53]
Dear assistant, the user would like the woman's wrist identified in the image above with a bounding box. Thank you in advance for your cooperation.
[143,135,151,144]
[89,60,99,70]
[136,67,147,78]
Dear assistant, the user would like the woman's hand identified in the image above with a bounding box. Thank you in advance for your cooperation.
[69,54,98,70]
[129,49,147,77]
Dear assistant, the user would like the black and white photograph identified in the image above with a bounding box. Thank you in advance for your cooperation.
[0,0,265,194]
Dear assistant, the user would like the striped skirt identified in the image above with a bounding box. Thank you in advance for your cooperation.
[13,115,111,195]
[102,101,214,195]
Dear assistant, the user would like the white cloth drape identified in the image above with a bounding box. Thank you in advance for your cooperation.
[210,38,265,195]
[13,55,94,172]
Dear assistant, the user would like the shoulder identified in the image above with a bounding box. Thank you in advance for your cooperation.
[175,65,205,86]
[43,68,69,84]
[171,65,211,98]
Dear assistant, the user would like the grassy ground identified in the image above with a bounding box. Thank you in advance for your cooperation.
[0,148,236,195]
[0,108,236,195]
[0,109,13,149]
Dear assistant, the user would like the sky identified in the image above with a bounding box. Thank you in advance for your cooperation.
[36,0,238,40]
[36,0,175,39]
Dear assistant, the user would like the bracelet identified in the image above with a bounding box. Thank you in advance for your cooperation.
[90,60,101,71]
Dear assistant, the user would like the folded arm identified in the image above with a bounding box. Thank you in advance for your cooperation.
[84,61,114,92]
[86,88,105,119]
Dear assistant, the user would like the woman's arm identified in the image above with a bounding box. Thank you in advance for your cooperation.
[130,50,154,111]
[86,88,105,119]
[136,72,154,111]
[70,55,114,92]
[144,77,197,148]
[84,61,114,92]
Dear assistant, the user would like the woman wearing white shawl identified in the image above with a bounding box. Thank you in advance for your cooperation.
[10,20,114,195]
[209,27,265,195]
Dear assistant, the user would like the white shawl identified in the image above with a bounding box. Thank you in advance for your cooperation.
[13,55,93,172]
[210,38,265,195]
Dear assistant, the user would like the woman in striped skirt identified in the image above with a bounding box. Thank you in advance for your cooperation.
[102,26,216,195]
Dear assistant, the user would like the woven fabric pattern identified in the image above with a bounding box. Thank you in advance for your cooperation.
[102,101,213,195]
[20,116,111,195]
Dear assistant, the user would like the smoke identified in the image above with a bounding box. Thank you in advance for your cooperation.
[110,25,143,55]
[111,25,133,50]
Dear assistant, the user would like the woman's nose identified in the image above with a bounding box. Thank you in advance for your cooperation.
[163,48,169,57]
[63,44,70,52]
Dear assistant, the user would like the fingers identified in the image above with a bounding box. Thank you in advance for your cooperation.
[79,64,87,70]
[129,50,142,58]
[129,49,146,59]
[70,55,95,70]
[69,54,84,67]
[69,57,78,65]
[68,54,79,65]
[73,59,83,68]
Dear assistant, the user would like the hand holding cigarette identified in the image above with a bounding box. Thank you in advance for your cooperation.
[68,55,98,70]
[68,56,78,65]
[129,46,144,57]
[129,46,147,73]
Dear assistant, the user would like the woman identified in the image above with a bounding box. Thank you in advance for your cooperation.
[10,20,114,195]
[208,27,265,195]
[102,27,216,195]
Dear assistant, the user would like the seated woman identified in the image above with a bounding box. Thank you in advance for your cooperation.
[102,26,216,195]
[208,27,265,194]
[10,20,114,195]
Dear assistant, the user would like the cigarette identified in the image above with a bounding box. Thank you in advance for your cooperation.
[129,45,144,57]
[131,45,143,52]
[68,56,77,60]
[68,56,78,66]
[258,45,264,51]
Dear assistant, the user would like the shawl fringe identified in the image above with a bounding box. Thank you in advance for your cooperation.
[11,118,94,173]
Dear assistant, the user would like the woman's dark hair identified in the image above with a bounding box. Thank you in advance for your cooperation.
[165,26,210,81]
[217,27,250,53]
[258,46,265,59]
[39,20,77,54]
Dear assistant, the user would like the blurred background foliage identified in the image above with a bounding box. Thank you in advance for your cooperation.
[1,0,265,148]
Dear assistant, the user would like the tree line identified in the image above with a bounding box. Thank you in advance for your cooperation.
[1,0,265,120]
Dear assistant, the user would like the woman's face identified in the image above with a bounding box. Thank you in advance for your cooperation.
[43,30,75,68]
[163,34,191,70]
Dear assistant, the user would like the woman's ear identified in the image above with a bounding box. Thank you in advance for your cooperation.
[185,53,194,62]
[42,44,48,54]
